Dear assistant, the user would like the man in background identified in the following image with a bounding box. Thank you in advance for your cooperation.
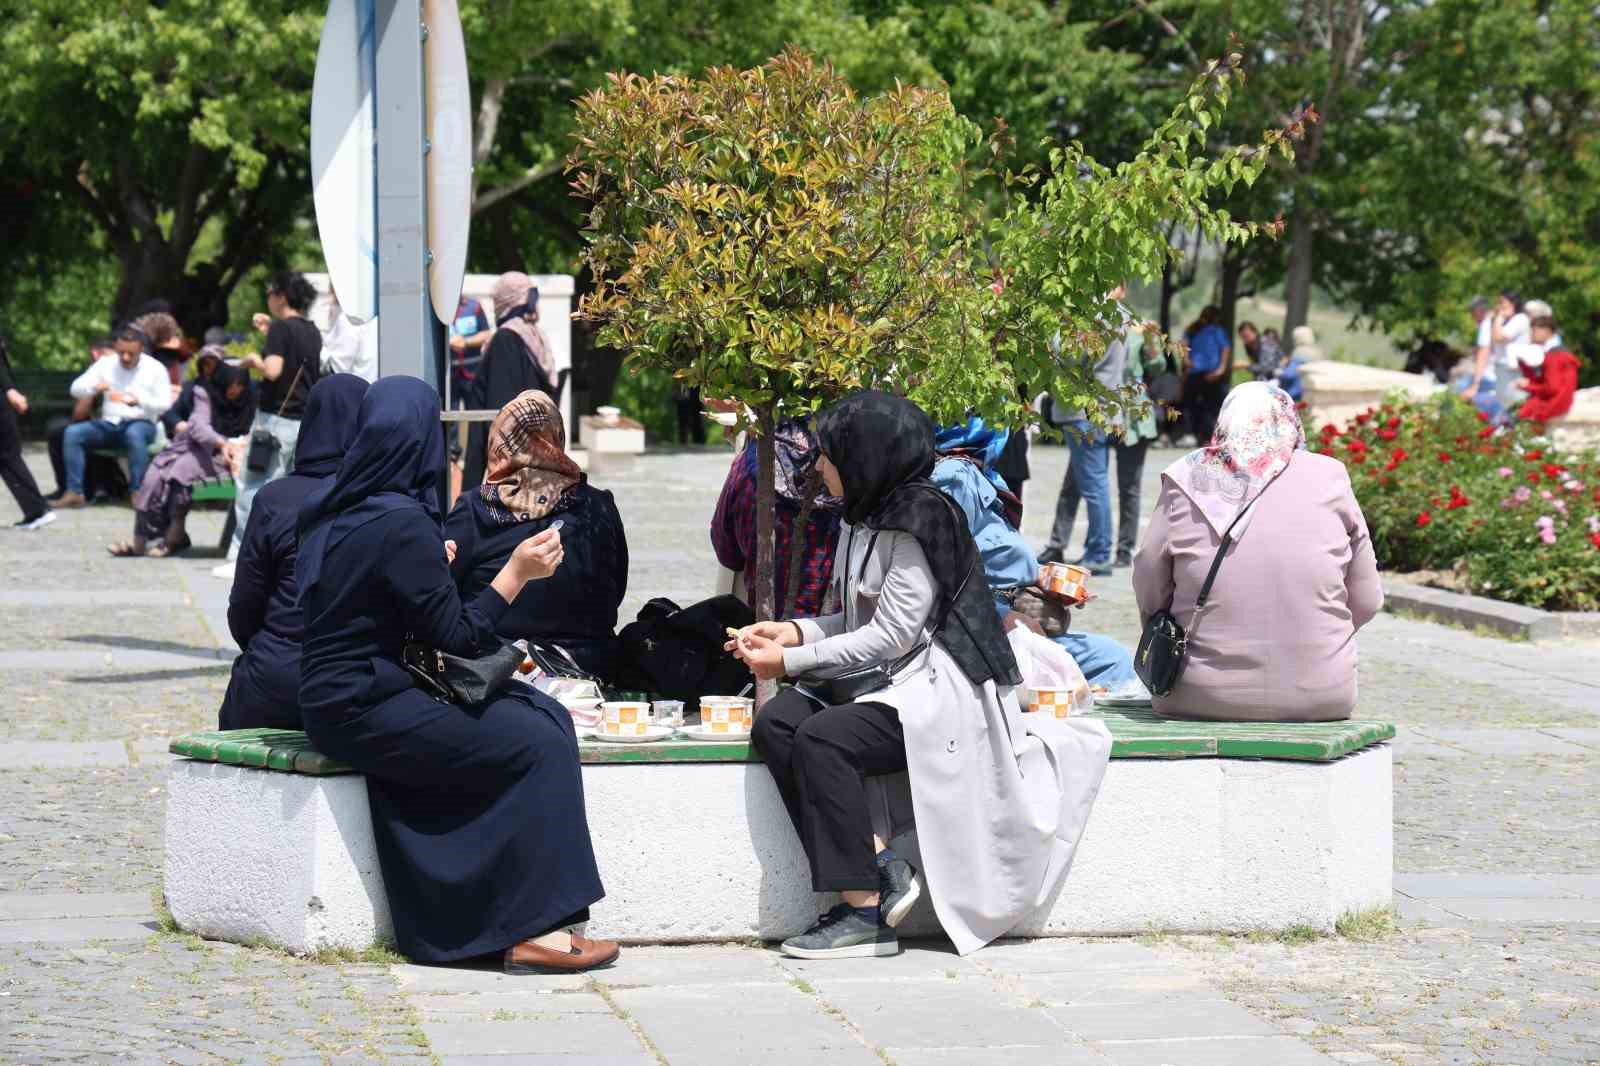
[45,337,128,502]
[0,325,54,530]
[56,326,170,508]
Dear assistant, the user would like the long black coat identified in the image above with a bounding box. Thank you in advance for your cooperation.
[462,330,556,490]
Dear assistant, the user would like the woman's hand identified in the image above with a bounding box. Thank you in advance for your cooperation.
[174,420,189,436]
[724,620,799,653]
[731,632,787,681]
[512,528,563,582]
[252,312,271,334]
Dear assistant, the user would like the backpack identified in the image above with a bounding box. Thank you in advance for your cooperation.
[615,595,755,703]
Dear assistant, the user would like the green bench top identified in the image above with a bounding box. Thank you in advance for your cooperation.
[169,712,1395,777]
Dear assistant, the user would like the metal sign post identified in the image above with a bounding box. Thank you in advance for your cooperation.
[313,0,470,390]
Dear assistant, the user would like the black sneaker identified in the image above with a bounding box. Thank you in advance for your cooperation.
[13,511,57,531]
[1037,547,1065,566]
[879,858,922,928]
[1114,554,1133,569]
[780,903,899,960]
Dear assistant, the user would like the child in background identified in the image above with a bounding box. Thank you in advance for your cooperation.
[1516,316,1580,425]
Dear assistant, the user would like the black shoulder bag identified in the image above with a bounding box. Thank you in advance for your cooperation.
[1135,467,1286,697]
[245,364,305,474]
[402,638,526,706]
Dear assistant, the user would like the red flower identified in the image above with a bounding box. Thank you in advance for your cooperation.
[1346,438,1368,453]
[1392,448,1409,462]
[1350,453,1367,465]
[1384,417,1402,431]
[1437,452,1453,463]
[1454,435,1470,446]
[1591,532,1600,550]
[1316,447,1335,457]
[1416,511,1433,527]
[1377,429,1398,441]
[1446,485,1470,510]
[1355,411,1373,425]
[1320,424,1340,438]
[1295,402,1309,411]
[1528,472,1542,484]
[1476,410,1490,423]
[1429,496,1442,506]
[1543,463,1567,478]
[1525,450,1543,461]
[1477,426,1495,439]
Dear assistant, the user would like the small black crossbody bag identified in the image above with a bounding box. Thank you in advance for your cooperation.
[1135,465,1286,697]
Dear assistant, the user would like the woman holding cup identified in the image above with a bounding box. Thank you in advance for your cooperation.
[729,391,1111,961]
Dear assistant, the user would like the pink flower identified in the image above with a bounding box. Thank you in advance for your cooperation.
[1553,500,1567,513]
[1540,489,1554,500]
[1497,467,1514,477]
[1513,486,1532,503]
[1540,528,1558,545]
[1564,479,1584,492]
[1588,515,1600,534]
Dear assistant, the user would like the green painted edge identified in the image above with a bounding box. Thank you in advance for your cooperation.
[578,741,759,764]
[1108,737,1218,758]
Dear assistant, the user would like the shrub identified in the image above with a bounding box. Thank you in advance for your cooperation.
[1310,395,1600,612]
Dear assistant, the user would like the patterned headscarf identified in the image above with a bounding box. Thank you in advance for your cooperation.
[490,271,556,384]
[480,390,583,522]
[1165,381,1304,539]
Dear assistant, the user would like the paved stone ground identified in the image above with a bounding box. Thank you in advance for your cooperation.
[2,442,1597,1065]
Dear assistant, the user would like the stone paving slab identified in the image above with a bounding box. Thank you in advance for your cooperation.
[0,589,192,607]
[0,891,152,920]
[888,1046,1111,1066]
[0,741,129,769]
[0,916,156,943]
[813,973,1069,1050]
[1406,727,1594,757]
[607,983,885,1065]
[1397,872,1600,900]
[421,1014,651,1059]
[1049,999,1281,1042]
[1094,1035,1340,1065]
[1416,898,1600,924]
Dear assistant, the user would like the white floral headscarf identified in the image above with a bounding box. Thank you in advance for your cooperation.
[1164,381,1304,538]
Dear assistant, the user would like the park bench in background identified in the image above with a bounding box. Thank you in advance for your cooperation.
[164,710,1395,955]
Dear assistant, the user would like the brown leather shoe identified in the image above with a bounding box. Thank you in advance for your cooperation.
[55,492,88,509]
[504,934,620,975]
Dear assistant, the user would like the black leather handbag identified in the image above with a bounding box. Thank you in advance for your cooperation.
[245,365,305,474]
[402,638,526,705]
[1135,466,1286,697]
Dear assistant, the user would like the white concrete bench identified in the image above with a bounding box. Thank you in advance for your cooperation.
[164,713,1394,954]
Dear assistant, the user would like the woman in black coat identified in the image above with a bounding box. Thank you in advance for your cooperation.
[463,271,558,491]
[447,389,627,681]
[219,373,368,729]
[296,377,617,973]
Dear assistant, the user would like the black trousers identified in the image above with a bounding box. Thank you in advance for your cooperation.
[751,689,907,892]
[1113,437,1150,561]
[0,400,46,521]
[1183,375,1228,444]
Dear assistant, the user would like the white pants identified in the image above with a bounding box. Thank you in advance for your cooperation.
[226,412,300,560]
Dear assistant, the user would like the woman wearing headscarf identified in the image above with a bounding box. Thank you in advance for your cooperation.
[219,374,369,729]
[160,347,224,439]
[731,391,1112,960]
[463,272,558,491]
[446,390,628,682]
[710,416,845,619]
[109,355,256,557]
[1133,382,1383,722]
[296,377,616,973]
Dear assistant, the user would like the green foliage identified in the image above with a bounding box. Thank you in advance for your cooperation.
[1312,396,1600,612]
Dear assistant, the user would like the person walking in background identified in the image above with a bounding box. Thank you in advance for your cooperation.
[674,385,707,445]
[108,361,255,557]
[0,325,53,530]
[1280,324,1319,403]
[447,293,493,404]
[1180,305,1231,445]
[1133,382,1382,722]
[220,374,369,730]
[57,326,171,509]
[1041,317,1163,569]
[463,272,558,491]
[46,338,128,502]
[214,271,322,579]
[1037,285,1136,575]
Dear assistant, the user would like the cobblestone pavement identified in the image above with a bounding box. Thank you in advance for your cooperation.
[2,443,1597,1065]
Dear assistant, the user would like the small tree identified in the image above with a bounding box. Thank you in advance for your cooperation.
[570,48,986,647]
[570,48,1301,686]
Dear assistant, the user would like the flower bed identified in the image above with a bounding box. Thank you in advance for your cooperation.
[1311,396,1600,612]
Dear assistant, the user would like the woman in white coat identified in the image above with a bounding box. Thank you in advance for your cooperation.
[731,391,1111,960]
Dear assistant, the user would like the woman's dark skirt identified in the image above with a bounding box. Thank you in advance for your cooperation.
[304,683,604,962]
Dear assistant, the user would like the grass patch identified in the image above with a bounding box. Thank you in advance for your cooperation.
[1336,905,1399,942]
[307,942,407,966]
[1241,924,1326,946]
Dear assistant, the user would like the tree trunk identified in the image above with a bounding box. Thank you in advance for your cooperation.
[752,404,779,709]
[1281,199,1316,338]
[1218,247,1245,355]
[1158,256,1177,334]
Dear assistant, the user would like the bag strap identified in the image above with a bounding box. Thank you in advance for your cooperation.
[273,363,306,419]
[1194,461,1289,610]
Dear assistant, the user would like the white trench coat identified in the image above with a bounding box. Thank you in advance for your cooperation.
[783,525,1112,954]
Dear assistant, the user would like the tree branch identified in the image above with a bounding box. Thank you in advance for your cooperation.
[1131,0,1200,67]
[169,141,212,258]
[472,157,565,215]
[471,77,508,204]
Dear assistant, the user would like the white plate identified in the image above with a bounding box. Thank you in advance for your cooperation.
[580,725,677,744]
[677,725,753,743]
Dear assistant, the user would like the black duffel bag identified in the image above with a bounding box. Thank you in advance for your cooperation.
[615,595,755,704]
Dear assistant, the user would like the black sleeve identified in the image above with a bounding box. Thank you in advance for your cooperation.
[162,383,196,436]
[600,491,629,623]
[383,515,509,656]
[479,331,523,408]
[443,494,478,585]
[227,492,278,648]
[263,320,291,359]
[0,335,15,391]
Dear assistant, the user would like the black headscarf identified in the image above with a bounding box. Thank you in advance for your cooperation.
[202,362,259,438]
[292,373,370,478]
[815,391,1021,689]
[296,377,446,601]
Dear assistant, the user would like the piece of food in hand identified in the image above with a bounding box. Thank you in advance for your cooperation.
[726,627,742,639]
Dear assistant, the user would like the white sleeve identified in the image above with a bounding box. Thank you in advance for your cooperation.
[133,361,172,418]
[1505,314,1530,345]
[69,360,105,398]
[1475,319,1493,349]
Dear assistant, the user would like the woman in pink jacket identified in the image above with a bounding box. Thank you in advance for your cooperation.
[1132,382,1383,722]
